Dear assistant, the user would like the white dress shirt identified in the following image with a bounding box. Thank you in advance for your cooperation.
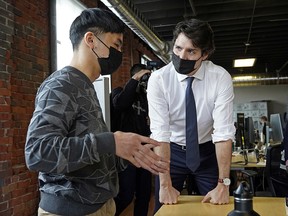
[147,60,235,146]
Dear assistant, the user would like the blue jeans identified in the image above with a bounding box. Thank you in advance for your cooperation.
[154,141,218,213]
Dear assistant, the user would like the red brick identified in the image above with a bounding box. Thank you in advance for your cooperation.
[1,121,13,128]
[11,203,25,214]
[0,146,8,154]
[22,193,34,202]
[12,164,26,175]
[0,105,10,112]
[0,89,11,96]
[0,190,11,202]
[0,113,12,120]
[0,137,12,143]
[10,197,23,207]
[11,188,25,198]
[0,201,8,211]
[0,209,13,216]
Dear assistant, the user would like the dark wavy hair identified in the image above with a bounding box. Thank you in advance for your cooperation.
[69,8,125,50]
[172,19,215,57]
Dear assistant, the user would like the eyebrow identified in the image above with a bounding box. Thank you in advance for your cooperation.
[175,44,197,51]
[187,48,197,52]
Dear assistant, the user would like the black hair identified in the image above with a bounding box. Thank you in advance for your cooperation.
[260,116,268,122]
[69,8,125,50]
[172,19,215,57]
[130,63,147,77]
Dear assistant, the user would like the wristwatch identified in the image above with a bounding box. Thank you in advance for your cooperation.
[218,178,231,186]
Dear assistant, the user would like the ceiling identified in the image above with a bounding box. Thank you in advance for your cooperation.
[101,0,288,82]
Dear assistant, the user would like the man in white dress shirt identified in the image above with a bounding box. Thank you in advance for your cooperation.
[147,18,236,213]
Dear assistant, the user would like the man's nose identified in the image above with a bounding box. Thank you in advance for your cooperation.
[179,51,187,60]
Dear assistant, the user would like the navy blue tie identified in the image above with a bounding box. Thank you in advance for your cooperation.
[185,77,200,171]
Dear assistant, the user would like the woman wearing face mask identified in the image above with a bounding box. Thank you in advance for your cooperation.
[147,19,235,213]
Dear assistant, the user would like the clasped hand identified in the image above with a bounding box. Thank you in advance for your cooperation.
[114,131,170,175]
[202,184,230,205]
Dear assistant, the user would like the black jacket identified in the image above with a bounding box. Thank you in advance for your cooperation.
[111,78,151,137]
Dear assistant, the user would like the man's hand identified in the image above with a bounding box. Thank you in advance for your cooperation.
[114,131,170,175]
[132,69,151,81]
[202,184,230,205]
[159,184,180,205]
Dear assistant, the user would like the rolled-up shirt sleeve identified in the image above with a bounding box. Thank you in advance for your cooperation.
[212,72,236,143]
[147,72,171,143]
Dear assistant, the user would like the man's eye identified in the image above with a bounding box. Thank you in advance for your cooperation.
[115,44,122,50]
[188,50,196,55]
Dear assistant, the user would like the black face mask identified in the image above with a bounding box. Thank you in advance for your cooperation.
[172,52,201,75]
[92,36,122,75]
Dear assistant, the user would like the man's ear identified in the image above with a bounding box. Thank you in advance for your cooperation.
[202,52,209,61]
[84,32,95,49]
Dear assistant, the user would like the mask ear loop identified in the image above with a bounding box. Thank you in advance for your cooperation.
[196,55,202,62]
[94,34,110,49]
[88,34,100,58]
[92,34,110,58]
[92,48,99,58]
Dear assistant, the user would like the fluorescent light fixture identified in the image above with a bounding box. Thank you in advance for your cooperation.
[233,75,255,81]
[233,58,256,67]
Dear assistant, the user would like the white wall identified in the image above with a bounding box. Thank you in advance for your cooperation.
[56,0,85,69]
[93,77,111,131]
[234,84,288,118]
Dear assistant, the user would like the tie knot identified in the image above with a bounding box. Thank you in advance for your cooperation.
[187,77,194,88]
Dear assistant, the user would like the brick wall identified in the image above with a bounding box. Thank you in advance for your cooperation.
[111,29,159,89]
[0,0,160,215]
[0,0,50,215]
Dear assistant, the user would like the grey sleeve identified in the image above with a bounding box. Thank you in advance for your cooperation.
[25,81,115,174]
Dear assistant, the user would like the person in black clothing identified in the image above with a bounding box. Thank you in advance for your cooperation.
[260,115,268,144]
[112,64,152,216]
[275,117,288,197]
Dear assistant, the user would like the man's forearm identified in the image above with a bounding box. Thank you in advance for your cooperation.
[215,140,232,178]
[154,142,172,186]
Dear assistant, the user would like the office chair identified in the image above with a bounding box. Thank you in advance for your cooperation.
[240,169,258,195]
[239,144,288,197]
[236,148,261,195]
[265,143,288,197]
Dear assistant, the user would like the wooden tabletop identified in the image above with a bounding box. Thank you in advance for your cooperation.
[154,196,286,216]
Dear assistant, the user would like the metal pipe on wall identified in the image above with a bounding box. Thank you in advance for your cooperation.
[100,0,170,64]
